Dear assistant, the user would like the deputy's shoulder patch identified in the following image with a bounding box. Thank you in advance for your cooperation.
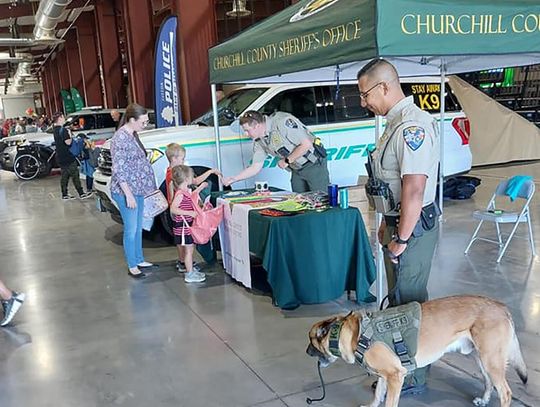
[403,126,425,151]
[285,118,298,129]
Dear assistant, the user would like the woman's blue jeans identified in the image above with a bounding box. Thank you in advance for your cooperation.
[112,193,145,268]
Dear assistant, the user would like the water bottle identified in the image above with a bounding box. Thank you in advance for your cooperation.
[339,188,349,209]
[327,184,338,207]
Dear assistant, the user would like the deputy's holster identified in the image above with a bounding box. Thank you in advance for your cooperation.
[276,142,321,172]
[313,137,327,158]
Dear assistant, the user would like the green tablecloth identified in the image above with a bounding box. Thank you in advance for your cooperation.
[249,207,376,309]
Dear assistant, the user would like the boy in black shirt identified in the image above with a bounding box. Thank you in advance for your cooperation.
[52,112,92,200]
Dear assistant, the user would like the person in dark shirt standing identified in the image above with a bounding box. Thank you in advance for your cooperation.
[110,109,121,130]
[52,112,92,200]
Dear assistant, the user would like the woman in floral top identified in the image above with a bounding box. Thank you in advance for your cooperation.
[111,103,156,278]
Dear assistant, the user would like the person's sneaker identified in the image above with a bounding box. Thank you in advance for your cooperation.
[176,261,200,273]
[1,292,26,327]
[79,192,93,199]
[62,195,76,201]
[137,261,157,268]
[184,271,206,283]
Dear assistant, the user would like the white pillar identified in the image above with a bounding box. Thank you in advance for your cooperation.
[375,114,385,308]
[210,83,223,190]
[438,60,446,217]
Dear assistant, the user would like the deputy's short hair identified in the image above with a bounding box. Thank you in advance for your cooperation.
[239,110,264,127]
[165,143,186,162]
[357,58,398,81]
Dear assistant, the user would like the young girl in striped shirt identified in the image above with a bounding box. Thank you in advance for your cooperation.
[170,165,208,283]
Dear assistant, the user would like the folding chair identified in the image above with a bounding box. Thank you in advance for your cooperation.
[464,178,536,263]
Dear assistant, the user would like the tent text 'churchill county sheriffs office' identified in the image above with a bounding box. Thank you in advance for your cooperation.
[209,0,540,84]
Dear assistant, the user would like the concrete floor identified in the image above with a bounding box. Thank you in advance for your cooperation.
[1,164,539,407]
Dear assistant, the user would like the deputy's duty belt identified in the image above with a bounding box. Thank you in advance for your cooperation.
[384,201,441,237]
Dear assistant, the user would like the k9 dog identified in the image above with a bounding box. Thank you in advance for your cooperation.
[306,295,527,407]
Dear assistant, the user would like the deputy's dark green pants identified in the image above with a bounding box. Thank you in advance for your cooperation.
[60,161,83,197]
[290,158,329,192]
[383,223,439,386]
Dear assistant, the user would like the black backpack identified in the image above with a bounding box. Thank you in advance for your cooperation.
[443,176,481,200]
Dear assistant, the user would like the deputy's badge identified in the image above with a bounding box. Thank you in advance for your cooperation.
[403,126,425,151]
[271,132,281,146]
[285,118,298,129]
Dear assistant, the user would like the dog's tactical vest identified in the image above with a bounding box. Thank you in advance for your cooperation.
[330,302,421,373]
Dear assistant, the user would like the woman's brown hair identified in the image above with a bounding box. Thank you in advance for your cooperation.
[119,103,147,127]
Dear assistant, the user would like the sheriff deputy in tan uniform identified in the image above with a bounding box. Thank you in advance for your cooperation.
[358,59,440,396]
[222,110,330,192]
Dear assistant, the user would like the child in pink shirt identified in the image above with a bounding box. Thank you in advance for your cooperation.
[170,165,208,283]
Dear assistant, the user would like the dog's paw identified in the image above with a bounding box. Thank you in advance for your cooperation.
[473,397,488,406]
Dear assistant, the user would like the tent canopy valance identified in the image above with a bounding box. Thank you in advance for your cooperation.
[209,0,540,84]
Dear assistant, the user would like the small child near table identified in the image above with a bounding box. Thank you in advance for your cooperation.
[170,165,208,283]
[165,143,220,273]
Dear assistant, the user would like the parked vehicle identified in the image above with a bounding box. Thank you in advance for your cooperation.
[93,78,472,235]
[63,107,124,140]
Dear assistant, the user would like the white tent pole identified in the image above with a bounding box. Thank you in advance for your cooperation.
[210,83,223,190]
[375,114,385,308]
[438,60,446,217]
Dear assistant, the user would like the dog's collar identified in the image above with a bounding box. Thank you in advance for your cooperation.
[328,320,345,358]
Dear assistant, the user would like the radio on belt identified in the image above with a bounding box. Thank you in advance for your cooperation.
[364,149,396,215]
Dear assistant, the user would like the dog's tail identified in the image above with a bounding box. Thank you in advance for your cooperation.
[508,322,528,385]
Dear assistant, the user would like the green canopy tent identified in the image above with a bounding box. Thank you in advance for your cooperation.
[208,0,540,304]
[210,0,540,83]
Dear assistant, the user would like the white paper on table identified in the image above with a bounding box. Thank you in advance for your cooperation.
[217,195,289,288]
[217,200,254,288]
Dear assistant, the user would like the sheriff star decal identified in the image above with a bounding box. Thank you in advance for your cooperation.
[285,118,298,128]
[289,0,340,22]
[403,126,425,151]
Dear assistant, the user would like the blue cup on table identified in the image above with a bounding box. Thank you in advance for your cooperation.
[328,184,338,207]
[339,188,349,209]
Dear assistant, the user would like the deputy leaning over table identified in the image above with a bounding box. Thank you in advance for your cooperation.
[222,110,330,192]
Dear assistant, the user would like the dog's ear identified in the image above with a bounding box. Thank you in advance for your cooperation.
[316,317,337,339]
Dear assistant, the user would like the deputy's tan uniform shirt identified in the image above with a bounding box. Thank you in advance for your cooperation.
[252,112,316,170]
[372,96,439,206]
